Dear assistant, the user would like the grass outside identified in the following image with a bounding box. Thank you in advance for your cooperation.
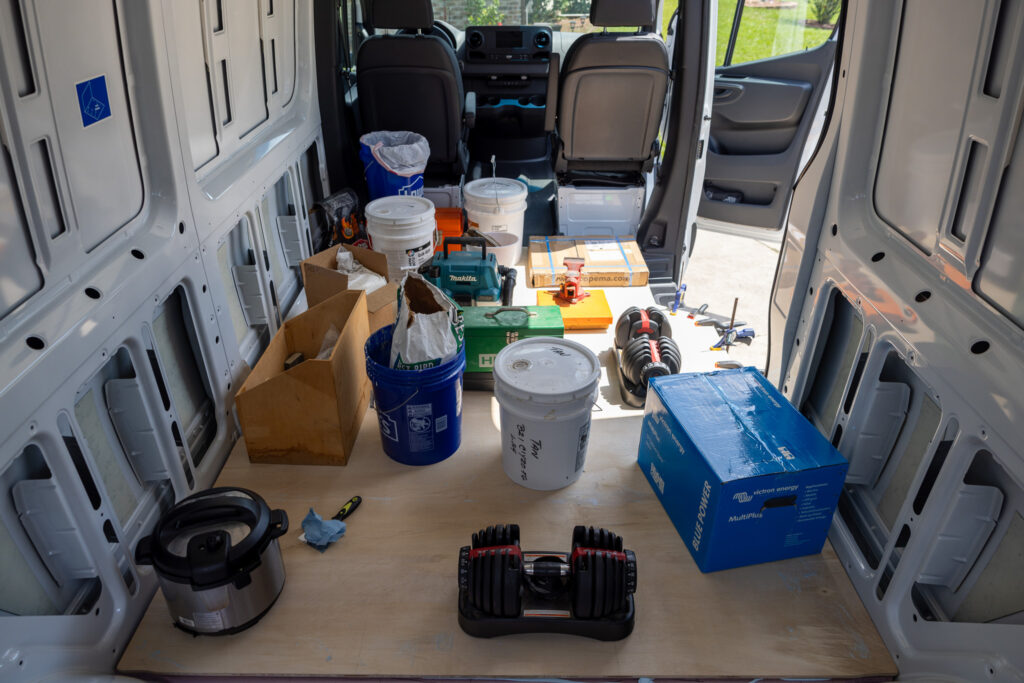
[662,0,833,65]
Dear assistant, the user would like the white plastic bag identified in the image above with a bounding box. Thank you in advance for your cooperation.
[390,273,463,370]
[359,131,430,176]
[336,249,387,294]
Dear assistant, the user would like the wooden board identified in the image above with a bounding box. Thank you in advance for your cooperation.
[120,415,895,679]
[119,282,896,679]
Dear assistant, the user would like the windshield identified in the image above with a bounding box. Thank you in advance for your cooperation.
[432,1,595,32]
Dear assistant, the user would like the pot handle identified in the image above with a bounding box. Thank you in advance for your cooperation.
[135,535,154,565]
[269,509,289,539]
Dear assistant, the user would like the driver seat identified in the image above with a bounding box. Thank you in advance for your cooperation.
[357,0,471,178]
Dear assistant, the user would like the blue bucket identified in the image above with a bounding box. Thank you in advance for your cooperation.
[365,325,465,466]
[359,132,428,200]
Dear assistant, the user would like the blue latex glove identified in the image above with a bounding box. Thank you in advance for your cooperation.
[301,508,346,552]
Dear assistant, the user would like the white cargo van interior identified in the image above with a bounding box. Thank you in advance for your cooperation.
[0,0,1021,680]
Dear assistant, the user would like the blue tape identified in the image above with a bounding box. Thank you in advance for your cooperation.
[614,237,633,286]
[544,236,556,274]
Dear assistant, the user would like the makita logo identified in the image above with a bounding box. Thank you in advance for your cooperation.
[778,446,795,461]
[732,491,752,504]
[449,275,477,283]
[649,463,665,494]
[692,480,712,552]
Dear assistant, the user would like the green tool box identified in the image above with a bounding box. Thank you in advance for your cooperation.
[462,306,564,379]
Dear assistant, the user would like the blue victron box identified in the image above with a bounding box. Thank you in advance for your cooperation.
[637,368,849,572]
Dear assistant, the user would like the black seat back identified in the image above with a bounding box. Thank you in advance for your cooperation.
[357,0,466,175]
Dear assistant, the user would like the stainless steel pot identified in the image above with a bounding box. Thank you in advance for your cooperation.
[135,487,288,635]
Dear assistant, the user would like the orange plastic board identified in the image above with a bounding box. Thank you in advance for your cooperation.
[536,288,612,329]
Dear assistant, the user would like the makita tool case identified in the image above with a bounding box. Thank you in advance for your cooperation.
[637,368,848,572]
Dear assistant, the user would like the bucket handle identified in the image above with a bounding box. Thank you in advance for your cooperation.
[484,307,535,319]
[444,235,487,259]
[377,388,421,415]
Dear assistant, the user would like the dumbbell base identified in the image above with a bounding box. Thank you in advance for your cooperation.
[613,346,649,408]
[457,591,635,641]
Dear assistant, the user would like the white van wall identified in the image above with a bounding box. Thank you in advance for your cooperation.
[770,1,1024,680]
[0,1,323,678]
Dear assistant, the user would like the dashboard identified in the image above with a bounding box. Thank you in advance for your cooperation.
[459,26,561,137]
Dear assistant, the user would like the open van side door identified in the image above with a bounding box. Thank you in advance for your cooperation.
[696,0,840,239]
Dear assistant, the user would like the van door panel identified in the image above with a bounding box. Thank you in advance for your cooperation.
[699,40,836,234]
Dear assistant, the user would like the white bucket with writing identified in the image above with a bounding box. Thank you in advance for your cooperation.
[463,178,528,248]
[493,338,601,490]
[366,195,436,282]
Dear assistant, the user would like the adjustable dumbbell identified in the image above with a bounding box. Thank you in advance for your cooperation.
[569,526,637,619]
[622,334,681,387]
[458,524,523,618]
[614,306,672,349]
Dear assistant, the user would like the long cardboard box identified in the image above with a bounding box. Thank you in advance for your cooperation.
[301,243,398,333]
[236,290,370,466]
[527,236,649,287]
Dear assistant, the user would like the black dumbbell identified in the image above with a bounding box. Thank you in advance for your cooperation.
[614,306,672,349]
[622,334,681,387]
[569,526,637,619]
[459,524,523,618]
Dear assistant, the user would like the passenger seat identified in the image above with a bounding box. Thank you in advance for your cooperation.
[555,0,669,178]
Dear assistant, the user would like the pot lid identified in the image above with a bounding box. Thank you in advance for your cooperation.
[135,487,288,590]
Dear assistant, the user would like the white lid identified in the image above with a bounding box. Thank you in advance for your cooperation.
[365,196,435,225]
[464,178,528,206]
[493,338,600,404]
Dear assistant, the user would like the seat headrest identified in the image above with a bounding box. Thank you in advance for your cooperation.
[370,0,434,30]
[590,0,656,27]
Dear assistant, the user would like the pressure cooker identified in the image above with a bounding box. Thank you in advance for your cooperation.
[135,487,288,635]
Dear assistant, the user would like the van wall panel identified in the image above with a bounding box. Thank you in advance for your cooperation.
[974,116,1024,329]
[263,0,296,107]
[0,144,44,320]
[219,0,269,139]
[872,0,985,254]
[33,0,144,252]
[170,0,219,170]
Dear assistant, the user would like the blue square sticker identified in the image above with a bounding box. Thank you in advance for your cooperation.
[76,76,110,127]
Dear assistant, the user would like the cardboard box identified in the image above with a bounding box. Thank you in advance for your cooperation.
[637,368,849,572]
[527,236,649,288]
[462,305,563,373]
[236,290,371,466]
[300,244,399,333]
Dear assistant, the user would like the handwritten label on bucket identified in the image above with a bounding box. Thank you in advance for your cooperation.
[511,423,542,483]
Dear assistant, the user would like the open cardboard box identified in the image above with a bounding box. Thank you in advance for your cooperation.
[301,243,399,333]
[235,290,370,466]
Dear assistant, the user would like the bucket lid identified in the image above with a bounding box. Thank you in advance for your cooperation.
[493,338,600,404]
[134,487,288,590]
[464,178,528,206]
[365,196,435,225]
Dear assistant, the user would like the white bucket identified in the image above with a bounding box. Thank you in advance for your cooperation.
[466,231,521,268]
[366,196,436,282]
[464,178,528,248]
[493,338,601,490]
